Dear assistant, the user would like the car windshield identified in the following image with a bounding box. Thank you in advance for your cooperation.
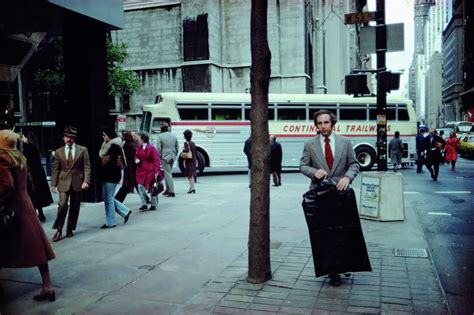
[469,137,474,143]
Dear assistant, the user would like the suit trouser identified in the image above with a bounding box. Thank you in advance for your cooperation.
[53,187,82,231]
[162,160,174,193]
[416,151,424,173]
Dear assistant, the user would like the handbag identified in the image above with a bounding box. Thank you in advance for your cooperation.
[180,141,193,160]
[0,205,15,234]
[150,175,164,196]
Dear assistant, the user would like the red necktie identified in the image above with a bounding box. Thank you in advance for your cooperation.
[325,136,333,170]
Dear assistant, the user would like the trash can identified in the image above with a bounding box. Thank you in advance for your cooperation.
[302,180,372,277]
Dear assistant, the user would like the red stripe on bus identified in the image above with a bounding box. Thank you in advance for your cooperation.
[172,122,250,126]
[276,134,416,138]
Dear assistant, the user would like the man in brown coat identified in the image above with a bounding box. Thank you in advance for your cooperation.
[51,126,91,242]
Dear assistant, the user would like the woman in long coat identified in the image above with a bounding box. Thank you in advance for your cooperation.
[114,131,137,203]
[21,131,53,222]
[389,131,403,172]
[135,132,161,211]
[0,130,56,302]
[444,132,461,171]
[182,129,197,193]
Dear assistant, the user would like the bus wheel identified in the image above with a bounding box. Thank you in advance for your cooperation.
[355,146,376,171]
[178,151,206,176]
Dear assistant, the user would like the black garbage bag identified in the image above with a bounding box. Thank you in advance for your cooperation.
[302,179,372,277]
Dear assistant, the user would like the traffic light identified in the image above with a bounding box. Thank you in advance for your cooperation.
[379,71,400,92]
[345,73,370,95]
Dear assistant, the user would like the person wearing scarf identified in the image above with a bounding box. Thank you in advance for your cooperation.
[99,127,132,228]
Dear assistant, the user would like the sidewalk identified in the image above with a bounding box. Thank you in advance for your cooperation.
[0,173,447,314]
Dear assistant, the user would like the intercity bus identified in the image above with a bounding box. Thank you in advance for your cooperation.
[140,92,417,173]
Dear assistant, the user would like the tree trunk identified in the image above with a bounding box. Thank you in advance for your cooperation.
[248,0,272,284]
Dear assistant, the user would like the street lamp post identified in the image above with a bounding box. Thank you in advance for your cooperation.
[376,0,388,171]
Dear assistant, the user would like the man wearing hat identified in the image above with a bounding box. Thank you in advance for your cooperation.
[50,126,91,242]
[155,121,178,197]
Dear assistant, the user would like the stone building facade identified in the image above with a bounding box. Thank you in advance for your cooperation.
[112,0,357,128]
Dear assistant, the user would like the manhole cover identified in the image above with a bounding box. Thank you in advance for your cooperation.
[270,241,282,249]
[393,248,428,258]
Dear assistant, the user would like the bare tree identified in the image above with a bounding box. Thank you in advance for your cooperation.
[247,0,272,284]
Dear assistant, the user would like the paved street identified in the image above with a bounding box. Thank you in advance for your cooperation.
[3,161,473,314]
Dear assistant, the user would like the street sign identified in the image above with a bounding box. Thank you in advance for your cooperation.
[359,23,404,54]
[15,121,56,127]
[344,12,376,25]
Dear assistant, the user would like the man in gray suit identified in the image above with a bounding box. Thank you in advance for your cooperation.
[300,109,360,286]
[156,122,179,197]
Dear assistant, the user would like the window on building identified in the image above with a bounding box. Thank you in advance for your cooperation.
[183,14,209,61]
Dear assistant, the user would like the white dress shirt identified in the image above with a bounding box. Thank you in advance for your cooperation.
[64,143,76,160]
[319,132,335,158]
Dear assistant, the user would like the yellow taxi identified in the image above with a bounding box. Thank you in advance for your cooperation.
[459,134,474,158]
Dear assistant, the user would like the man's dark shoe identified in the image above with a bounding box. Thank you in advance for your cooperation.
[66,230,73,238]
[139,205,148,211]
[124,211,132,224]
[329,274,341,287]
[149,206,156,211]
[164,192,175,197]
[100,224,116,229]
[52,231,62,242]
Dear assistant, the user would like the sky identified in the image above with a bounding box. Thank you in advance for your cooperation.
[366,0,415,96]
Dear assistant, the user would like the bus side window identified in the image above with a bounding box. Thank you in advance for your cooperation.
[178,108,209,120]
[398,107,409,121]
[211,108,241,120]
[339,107,367,120]
[245,104,275,120]
[277,107,306,120]
[369,106,396,120]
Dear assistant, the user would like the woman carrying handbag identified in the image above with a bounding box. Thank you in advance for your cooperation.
[182,130,197,194]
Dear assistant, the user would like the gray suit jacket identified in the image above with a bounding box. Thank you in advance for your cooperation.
[300,134,359,190]
[156,131,179,164]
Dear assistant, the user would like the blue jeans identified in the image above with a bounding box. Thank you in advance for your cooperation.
[138,184,158,207]
[103,182,129,226]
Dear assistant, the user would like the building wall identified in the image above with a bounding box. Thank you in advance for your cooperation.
[442,14,464,122]
[113,0,356,126]
[425,53,443,127]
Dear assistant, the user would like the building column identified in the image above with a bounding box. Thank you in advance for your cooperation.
[62,11,110,202]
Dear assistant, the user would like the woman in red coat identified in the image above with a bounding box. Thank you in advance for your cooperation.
[0,130,56,302]
[444,132,461,171]
[182,129,197,194]
[135,132,162,211]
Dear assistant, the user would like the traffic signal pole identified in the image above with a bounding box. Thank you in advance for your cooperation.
[376,0,387,171]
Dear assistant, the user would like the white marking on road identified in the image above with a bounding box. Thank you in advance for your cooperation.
[404,191,420,194]
[427,212,452,216]
[434,191,471,194]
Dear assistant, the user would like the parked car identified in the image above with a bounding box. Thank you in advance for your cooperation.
[459,134,474,158]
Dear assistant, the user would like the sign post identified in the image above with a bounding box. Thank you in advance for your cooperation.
[375,0,387,171]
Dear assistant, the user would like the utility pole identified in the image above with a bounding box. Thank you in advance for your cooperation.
[375,0,387,171]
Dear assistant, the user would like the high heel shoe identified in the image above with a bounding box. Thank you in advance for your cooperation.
[187,189,195,194]
[33,290,56,302]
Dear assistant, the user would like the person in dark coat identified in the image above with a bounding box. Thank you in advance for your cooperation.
[388,131,403,172]
[415,128,425,173]
[21,130,53,222]
[182,129,197,194]
[114,131,137,203]
[423,128,446,181]
[98,127,132,228]
[243,136,251,188]
[0,130,56,302]
[270,134,283,186]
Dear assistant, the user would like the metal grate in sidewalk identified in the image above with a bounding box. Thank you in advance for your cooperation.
[394,248,428,258]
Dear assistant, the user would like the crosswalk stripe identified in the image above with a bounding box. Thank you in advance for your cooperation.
[427,212,452,216]
[434,191,471,194]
